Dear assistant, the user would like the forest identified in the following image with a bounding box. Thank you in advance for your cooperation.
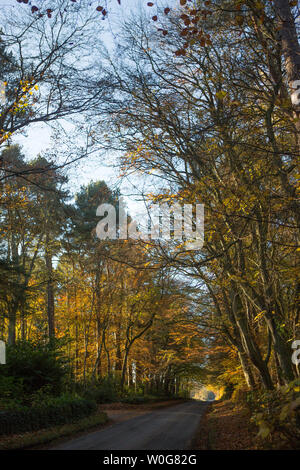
[0,0,299,450]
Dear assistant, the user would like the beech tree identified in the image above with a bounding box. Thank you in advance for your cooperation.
[98,4,299,389]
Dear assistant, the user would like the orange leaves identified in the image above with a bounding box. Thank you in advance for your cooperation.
[180,28,189,37]
[96,5,107,18]
[235,15,244,26]
[20,0,212,55]
[173,2,213,55]
[175,49,187,57]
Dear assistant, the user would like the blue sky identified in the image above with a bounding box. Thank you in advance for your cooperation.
[5,0,173,218]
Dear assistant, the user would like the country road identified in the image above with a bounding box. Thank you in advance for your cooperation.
[51,400,208,450]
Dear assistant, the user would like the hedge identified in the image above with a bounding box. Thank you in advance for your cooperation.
[0,397,97,436]
[120,394,168,404]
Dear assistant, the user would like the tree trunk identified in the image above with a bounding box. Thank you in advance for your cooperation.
[238,350,256,390]
[8,234,19,346]
[274,0,300,110]
[115,316,122,373]
[121,345,130,390]
[232,293,274,390]
[7,309,16,346]
[45,235,55,339]
[264,314,295,383]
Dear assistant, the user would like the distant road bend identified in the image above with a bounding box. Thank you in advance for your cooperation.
[52,400,208,450]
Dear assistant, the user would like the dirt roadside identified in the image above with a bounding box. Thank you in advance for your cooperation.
[191,399,257,450]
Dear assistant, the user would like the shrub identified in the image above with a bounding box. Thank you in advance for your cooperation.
[120,393,165,404]
[0,376,24,410]
[221,383,235,400]
[250,378,300,449]
[232,387,249,404]
[0,339,71,401]
[82,376,119,403]
[0,395,97,436]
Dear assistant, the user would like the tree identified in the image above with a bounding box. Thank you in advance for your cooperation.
[98,6,299,389]
[28,155,71,340]
[0,0,110,152]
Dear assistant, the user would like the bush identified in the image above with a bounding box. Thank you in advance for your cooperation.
[120,393,166,404]
[0,376,24,410]
[0,339,70,402]
[120,395,148,404]
[250,378,300,449]
[82,376,119,403]
[221,383,235,400]
[0,395,97,436]
[232,387,249,404]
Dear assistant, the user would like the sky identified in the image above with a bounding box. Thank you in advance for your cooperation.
[4,0,170,219]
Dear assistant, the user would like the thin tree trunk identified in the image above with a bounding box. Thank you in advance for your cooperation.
[232,293,274,389]
[45,235,55,339]
[238,350,256,390]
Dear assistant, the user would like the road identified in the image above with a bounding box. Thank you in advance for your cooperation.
[51,400,208,450]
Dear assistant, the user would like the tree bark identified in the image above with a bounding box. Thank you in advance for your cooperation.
[232,293,274,390]
[45,235,55,339]
[274,0,300,148]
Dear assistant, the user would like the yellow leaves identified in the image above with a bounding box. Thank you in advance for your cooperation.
[2,78,39,120]
[253,310,266,323]
[215,90,228,100]
[253,412,272,439]
[223,197,233,208]
[234,15,244,26]
[222,192,257,215]
[253,0,264,10]
[0,130,12,142]
[145,191,181,205]
[257,422,271,439]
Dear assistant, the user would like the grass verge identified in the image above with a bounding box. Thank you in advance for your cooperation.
[0,409,108,450]
[0,399,185,450]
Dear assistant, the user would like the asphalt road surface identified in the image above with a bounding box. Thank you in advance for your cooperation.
[52,400,208,450]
